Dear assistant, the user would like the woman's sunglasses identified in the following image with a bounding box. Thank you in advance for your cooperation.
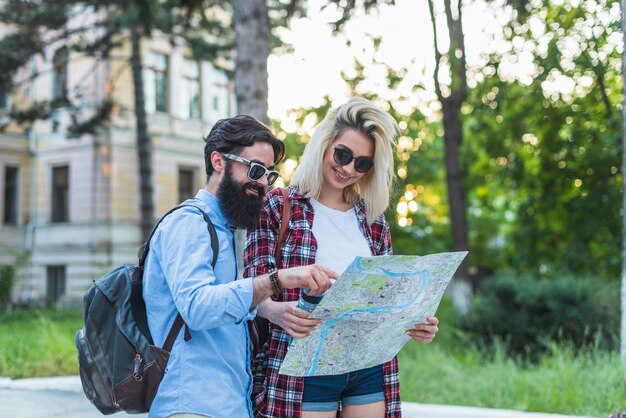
[221,153,280,186]
[332,146,374,173]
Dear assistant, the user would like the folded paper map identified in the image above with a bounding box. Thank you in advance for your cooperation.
[279,252,468,376]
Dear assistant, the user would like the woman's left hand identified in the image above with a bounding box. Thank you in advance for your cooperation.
[265,300,320,339]
[406,316,439,343]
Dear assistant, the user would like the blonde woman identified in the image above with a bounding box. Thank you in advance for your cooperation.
[244,98,439,418]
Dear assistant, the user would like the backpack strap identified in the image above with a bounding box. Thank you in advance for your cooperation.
[138,202,217,268]
[136,201,218,350]
[275,187,291,268]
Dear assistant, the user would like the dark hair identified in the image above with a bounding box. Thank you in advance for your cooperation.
[203,115,285,178]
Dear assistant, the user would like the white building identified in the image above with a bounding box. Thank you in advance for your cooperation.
[0,30,233,307]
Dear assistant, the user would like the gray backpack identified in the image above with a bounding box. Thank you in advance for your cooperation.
[75,203,217,414]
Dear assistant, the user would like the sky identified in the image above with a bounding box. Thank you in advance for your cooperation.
[266,0,514,122]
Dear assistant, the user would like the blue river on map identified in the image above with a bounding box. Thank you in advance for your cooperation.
[305,268,432,376]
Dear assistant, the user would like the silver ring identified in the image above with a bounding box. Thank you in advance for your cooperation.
[292,305,297,316]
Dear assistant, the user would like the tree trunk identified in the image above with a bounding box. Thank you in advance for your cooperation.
[232,0,271,277]
[442,100,470,277]
[620,0,626,360]
[428,0,472,313]
[130,25,154,242]
[442,98,472,314]
[233,0,270,124]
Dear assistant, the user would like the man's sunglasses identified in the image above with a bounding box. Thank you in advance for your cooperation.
[332,146,374,173]
[221,153,280,186]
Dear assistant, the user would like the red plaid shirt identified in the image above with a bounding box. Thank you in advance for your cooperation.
[244,186,401,418]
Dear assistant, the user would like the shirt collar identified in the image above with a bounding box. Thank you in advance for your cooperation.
[289,185,309,201]
[353,199,367,223]
[194,188,232,229]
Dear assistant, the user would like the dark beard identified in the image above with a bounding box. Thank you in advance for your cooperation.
[217,164,266,229]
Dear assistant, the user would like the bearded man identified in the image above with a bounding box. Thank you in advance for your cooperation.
[143,115,336,418]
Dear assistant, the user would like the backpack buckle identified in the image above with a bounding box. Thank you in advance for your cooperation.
[132,353,144,381]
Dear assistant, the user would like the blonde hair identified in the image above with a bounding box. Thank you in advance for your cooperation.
[291,97,399,225]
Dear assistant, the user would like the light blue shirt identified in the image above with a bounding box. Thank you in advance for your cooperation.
[143,189,257,418]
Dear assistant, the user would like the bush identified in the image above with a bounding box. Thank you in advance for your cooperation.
[458,274,619,359]
[0,265,14,309]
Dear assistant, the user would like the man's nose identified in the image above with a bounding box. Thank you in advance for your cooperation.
[254,173,270,188]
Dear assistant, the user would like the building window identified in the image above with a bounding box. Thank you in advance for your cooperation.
[52,47,69,103]
[46,265,66,306]
[3,166,18,225]
[181,58,201,119]
[145,51,168,113]
[51,165,69,223]
[178,167,196,202]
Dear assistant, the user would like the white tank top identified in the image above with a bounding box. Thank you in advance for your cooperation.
[310,198,372,275]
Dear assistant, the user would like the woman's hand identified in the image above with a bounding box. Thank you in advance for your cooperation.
[261,299,320,339]
[406,316,439,343]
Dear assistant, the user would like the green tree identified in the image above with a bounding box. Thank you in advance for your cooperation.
[0,0,230,240]
[463,0,621,279]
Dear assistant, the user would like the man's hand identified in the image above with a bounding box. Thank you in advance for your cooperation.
[406,316,439,343]
[261,300,320,339]
[278,264,337,295]
[251,264,336,309]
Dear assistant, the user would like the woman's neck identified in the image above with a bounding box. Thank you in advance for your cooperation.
[317,188,352,211]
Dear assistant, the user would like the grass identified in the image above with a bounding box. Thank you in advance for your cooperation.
[0,304,625,417]
[398,340,626,417]
[0,308,82,378]
[398,298,626,417]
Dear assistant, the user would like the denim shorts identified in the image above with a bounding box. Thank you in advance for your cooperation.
[301,364,385,411]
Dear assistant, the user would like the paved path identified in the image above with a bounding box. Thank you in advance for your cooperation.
[0,376,596,418]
